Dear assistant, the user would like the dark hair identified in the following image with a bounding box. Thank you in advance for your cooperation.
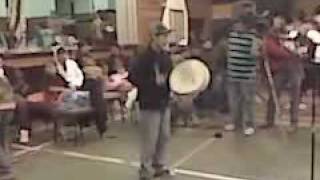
[314,5,320,15]
[56,47,66,54]
[239,14,257,28]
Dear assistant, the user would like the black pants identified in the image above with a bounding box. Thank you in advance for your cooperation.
[83,79,108,136]
[0,112,14,178]
[16,101,57,131]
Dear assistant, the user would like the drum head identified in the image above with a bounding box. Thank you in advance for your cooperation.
[170,59,210,95]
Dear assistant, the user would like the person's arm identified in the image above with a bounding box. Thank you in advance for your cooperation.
[65,60,84,88]
[264,36,292,60]
[128,55,145,87]
[45,60,57,75]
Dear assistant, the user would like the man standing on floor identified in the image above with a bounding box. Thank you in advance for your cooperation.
[0,55,15,180]
[262,16,305,132]
[129,23,173,180]
[224,14,260,136]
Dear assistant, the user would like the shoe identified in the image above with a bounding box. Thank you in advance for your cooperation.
[299,103,307,110]
[0,174,16,180]
[288,124,298,133]
[259,123,274,129]
[224,124,235,131]
[244,127,255,136]
[139,177,151,180]
[19,130,30,144]
[154,168,174,178]
[139,166,152,180]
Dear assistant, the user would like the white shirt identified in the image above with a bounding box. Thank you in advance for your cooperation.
[307,30,320,63]
[56,59,84,88]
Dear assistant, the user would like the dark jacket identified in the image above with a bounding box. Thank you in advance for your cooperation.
[0,75,14,103]
[129,46,172,110]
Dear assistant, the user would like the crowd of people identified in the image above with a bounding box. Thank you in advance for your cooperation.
[0,2,320,180]
[0,40,136,180]
[127,6,320,180]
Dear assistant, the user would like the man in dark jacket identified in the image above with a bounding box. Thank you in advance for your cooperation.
[0,55,15,180]
[129,23,173,180]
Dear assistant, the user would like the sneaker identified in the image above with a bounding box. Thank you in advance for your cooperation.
[299,103,307,110]
[288,124,298,133]
[224,124,235,131]
[244,127,255,136]
[139,176,151,180]
[19,130,30,144]
[0,174,16,180]
[139,166,152,180]
[154,168,174,178]
[259,123,274,129]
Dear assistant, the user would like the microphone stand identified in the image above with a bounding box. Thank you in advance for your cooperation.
[310,62,319,180]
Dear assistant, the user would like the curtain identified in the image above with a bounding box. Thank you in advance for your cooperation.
[116,0,139,45]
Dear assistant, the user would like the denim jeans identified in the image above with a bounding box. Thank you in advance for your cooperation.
[139,108,171,179]
[266,65,304,125]
[0,111,14,179]
[227,80,256,129]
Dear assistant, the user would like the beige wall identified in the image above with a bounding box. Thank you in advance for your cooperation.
[137,0,164,44]
[188,0,212,19]
[294,0,320,15]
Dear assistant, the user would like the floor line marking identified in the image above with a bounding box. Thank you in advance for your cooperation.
[44,149,138,167]
[44,148,250,180]
[13,149,31,157]
[12,142,52,151]
[172,137,216,168]
[176,169,250,180]
[12,142,52,158]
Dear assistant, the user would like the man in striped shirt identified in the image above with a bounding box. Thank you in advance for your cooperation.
[224,15,259,136]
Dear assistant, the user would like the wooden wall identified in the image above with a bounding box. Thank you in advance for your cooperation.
[0,17,8,31]
[188,0,213,19]
[293,0,320,15]
[137,0,165,45]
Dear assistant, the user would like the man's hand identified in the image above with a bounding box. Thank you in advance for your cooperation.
[154,64,167,86]
[156,73,166,86]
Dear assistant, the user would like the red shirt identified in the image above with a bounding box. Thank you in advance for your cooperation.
[263,34,297,73]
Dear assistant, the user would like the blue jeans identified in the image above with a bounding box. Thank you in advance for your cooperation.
[227,81,256,129]
[0,111,14,178]
[266,67,303,125]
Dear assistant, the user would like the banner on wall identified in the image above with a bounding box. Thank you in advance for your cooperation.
[0,0,7,17]
[116,0,139,45]
[162,0,189,46]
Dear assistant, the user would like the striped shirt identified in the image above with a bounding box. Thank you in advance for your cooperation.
[227,31,257,82]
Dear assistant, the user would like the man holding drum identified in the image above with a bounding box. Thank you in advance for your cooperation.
[129,23,173,180]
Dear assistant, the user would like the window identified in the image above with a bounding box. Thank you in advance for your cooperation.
[108,0,116,10]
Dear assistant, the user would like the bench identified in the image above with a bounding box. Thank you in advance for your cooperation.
[49,87,124,144]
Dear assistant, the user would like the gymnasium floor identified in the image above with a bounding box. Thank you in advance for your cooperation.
[12,121,320,180]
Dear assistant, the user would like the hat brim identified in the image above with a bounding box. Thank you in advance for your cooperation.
[155,29,172,36]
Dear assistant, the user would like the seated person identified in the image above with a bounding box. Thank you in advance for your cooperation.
[17,46,85,144]
[87,54,132,92]
[82,55,108,135]
[47,46,84,89]
[82,55,132,121]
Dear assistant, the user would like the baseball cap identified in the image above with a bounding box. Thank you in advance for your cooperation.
[151,23,172,36]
